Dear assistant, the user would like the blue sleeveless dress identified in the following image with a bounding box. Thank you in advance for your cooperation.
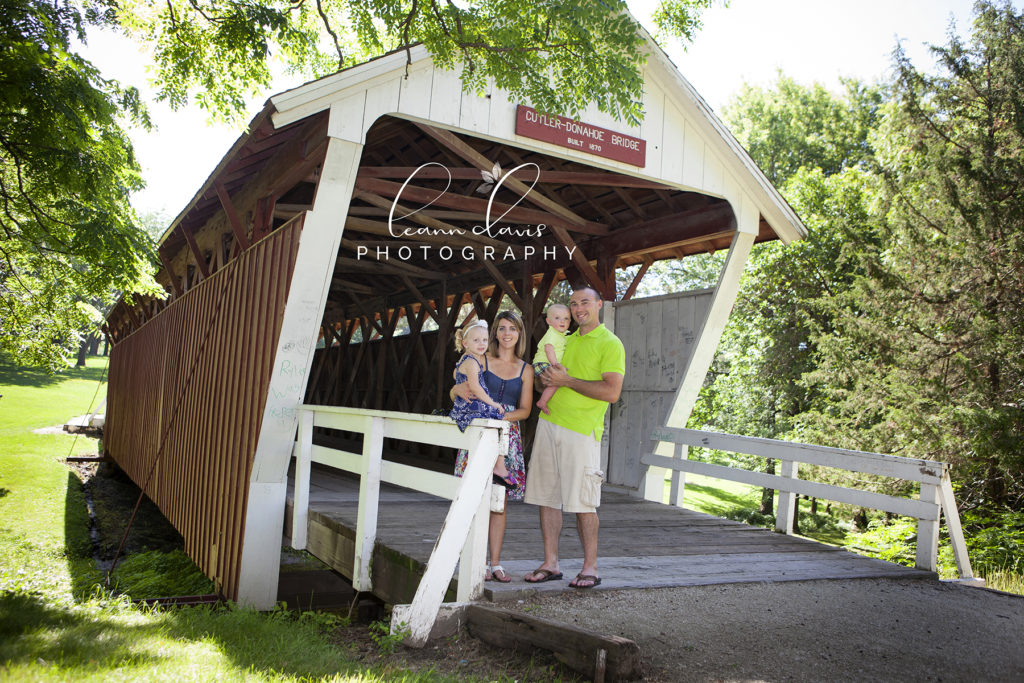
[454,356,527,501]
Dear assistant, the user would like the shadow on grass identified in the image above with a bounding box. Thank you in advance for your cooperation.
[0,590,165,670]
[0,354,108,388]
[0,587,413,681]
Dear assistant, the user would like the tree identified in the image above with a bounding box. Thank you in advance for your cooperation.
[115,0,715,124]
[723,75,881,185]
[804,0,1024,507]
[683,77,884,519]
[0,0,160,369]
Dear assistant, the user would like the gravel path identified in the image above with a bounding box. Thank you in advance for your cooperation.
[506,578,1024,682]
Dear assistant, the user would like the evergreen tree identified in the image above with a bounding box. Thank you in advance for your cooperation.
[805,0,1024,507]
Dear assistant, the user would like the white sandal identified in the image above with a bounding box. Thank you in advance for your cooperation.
[489,564,512,583]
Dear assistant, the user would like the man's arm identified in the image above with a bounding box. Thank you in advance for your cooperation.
[542,365,623,403]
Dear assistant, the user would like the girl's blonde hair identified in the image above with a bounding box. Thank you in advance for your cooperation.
[454,319,488,353]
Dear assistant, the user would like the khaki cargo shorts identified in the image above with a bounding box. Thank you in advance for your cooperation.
[524,419,603,513]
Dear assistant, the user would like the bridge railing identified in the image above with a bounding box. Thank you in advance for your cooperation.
[291,405,508,646]
[641,427,973,578]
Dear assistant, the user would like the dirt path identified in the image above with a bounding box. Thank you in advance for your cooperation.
[502,577,1024,681]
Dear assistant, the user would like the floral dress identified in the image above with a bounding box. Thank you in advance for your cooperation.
[448,354,505,431]
[454,357,527,501]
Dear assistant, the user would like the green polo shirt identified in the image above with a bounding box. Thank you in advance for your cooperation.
[540,324,625,441]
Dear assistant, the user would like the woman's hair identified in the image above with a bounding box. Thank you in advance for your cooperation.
[454,319,488,353]
[488,310,526,359]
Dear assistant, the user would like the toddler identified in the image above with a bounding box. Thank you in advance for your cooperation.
[448,320,512,486]
[533,304,571,414]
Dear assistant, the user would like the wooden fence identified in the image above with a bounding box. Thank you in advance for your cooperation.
[291,405,508,646]
[642,427,973,578]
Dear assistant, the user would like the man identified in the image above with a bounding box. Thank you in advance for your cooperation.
[523,286,624,588]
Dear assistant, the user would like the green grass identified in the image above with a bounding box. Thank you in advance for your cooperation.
[661,472,848,545]
[0,356,506,682]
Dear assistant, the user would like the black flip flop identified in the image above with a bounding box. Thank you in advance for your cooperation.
[570,573,602,588]
[524,568,563,583]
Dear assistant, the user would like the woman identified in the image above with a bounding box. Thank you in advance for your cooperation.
[453,310,533,583]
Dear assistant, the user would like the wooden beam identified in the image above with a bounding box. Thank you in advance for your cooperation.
[215,181,251,251]
[180,224,210,278]
[621,256,653,302]
[158,249,183,297]
[547,223,605,296]
[267,136,328,200]
[400,275,442,327]
[481,259,526,312]
[357,166,673,189]
[595,203,734,256]
[336,255,444,280]
[466,605,642,682]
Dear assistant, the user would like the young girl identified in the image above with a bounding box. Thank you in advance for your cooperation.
[449,320,513,486]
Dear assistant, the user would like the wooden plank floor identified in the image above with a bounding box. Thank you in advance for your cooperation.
[286,464,936,603]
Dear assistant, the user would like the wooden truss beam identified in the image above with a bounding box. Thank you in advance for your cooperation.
[356,166,674,189]
[215,181,251,251]
[621,256,653,302]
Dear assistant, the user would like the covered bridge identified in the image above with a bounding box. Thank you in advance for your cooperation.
[102,30,808,611]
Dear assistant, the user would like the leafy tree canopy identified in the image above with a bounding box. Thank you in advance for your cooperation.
[0,0,161,369]
[116,0,717,125]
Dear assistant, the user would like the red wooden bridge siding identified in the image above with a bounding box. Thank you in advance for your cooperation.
[106,217,304,599]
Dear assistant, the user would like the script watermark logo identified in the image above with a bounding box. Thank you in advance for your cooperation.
[355,161,576,263]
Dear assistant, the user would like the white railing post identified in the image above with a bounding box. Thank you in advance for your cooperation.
[399,426,499,647]
[938,470,974,578]
[457,483,491,602]
[916,481,940,572]
[353,416,384,592]
[775,460,797,534]
[291,408,314,550]
[668,442,688,507]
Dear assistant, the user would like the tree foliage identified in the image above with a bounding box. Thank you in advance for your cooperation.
[0,0,160,369]
[690,78,884,443]
[116,0,713,125]
[804,0,1024,506]
[694,1,1024,513]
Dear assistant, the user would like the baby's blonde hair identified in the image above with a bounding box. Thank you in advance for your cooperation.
[454,319,488,353]
[546,303,569,316]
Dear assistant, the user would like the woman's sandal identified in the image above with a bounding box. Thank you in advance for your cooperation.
[489,565,512,583]
[492,474,514,489]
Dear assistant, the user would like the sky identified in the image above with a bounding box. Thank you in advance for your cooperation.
[82,0,996,219]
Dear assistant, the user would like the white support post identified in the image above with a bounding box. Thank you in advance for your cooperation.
[291,408,314,550]
[353,416,384,592]
[640,455,667,502]
[916,482,940,572]
[939,471,974,579]
[643,226,756,503]
[397,427,499,647]
[457,482,490,602]
[775,460,798,534]
[668,443,688,508]
[238,136,364,608]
